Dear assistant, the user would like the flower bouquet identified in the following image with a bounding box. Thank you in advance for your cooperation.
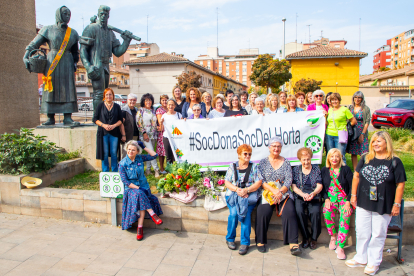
[196,167,227,211]
[157,161,202,203]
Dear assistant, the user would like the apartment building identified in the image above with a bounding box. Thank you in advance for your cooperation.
[303,38,347,50]
[373,40,391,72]
[194,47,275,87]
[390,29,414,69]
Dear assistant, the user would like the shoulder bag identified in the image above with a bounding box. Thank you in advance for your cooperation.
[233,162,259,205]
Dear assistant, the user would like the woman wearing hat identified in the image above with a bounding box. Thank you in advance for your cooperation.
[119,140,163,241]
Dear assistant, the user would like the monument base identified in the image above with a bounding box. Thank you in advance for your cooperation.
[36,123,95,129]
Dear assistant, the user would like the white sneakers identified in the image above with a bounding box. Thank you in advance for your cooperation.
[345,260,379,275]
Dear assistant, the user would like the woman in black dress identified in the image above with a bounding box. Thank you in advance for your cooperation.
[93,88,124,172]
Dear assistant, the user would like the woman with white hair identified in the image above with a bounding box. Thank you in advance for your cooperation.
[306,90,329,114]
[119,140,163,241]
[187,104,205,119]
[347,91,371,170]
[250,97,265,115]
[347,131,406,275]
[120,93,139,159]
[255,137,301,255]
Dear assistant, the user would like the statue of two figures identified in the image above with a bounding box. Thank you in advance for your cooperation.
[23,5,135,126]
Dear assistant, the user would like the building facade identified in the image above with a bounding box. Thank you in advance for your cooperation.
[390,29,414,69]
[286,45,367,105]
[194,47,275,87]
[303,38,347,50]
[125,52,247,101]
[373,40,391,72]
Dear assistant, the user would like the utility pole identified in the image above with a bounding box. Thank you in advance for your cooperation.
[216,7,219,48]
[295,13,298,52]
[321,30,323,39]
[147,15,149,43]
[306,24,312,44]
[359,18,361,51]
[282,18,286,59]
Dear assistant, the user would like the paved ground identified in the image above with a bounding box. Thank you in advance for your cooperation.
[0,213,413,276]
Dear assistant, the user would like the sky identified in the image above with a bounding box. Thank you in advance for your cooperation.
[35,0,413,76]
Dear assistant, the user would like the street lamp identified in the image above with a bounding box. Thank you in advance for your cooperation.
[282,18,286,60]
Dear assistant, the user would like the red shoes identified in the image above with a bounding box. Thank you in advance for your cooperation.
[137,227,143,241]
[151,214,163,225]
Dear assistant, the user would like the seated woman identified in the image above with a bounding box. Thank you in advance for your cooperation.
[250,98,265,115]
[321,148,353,259]
[119,140,163,241]
[256,137,301,255]
[224,95,249,117]
[224,144,262,255]
[291,148,323,250]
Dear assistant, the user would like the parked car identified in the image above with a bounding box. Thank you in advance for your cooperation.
[115,94,127,105]
[371,99,414,129]
[78,99,93,111]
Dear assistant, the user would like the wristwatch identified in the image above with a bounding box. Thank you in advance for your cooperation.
[393,203,401,207]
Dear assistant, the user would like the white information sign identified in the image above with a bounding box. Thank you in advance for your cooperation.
[99,172,124,198]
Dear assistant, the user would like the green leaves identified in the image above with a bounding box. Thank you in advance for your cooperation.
[293,78,323,93]
[250,54,292,91]
[0,128,59,175]
[175,71,202,93]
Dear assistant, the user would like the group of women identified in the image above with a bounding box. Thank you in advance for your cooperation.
[94,86,406,276]
[224,131,405,275]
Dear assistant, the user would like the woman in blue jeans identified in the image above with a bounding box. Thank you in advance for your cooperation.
[325,93,357,162]
[224,144,263,255]
[93,88,124,172]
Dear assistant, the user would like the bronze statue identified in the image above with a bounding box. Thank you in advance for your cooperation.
[24,6,80,126]
[80,5,134,112]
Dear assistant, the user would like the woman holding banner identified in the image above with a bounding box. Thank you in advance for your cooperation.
[119,140,163,241]
[208,96,226,119]
[307,90,328,114]
[161,99,183,164]
[224,144,263,255]
[284,95,304,113]
[251,98,266,115]
[182,87,207,118]
[224,95,249,117]
[255,137,301,255]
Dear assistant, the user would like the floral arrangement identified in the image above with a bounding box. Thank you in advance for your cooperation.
[194,167,226,199]
[157,161,202,194]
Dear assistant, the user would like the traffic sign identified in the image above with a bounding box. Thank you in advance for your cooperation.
[99,172,124,198]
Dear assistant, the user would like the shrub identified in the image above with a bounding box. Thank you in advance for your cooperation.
[0,128,59,175]
[403,140,414,153]
[57,149,82,162]
[382,128,413,141]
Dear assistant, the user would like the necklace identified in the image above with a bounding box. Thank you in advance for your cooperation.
[105,101,114,109]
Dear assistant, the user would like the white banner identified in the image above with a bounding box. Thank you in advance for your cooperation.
[165,111,326,171]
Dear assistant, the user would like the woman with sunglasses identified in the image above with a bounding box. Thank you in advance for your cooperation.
[187,104,205,119]
[306,90,328,114]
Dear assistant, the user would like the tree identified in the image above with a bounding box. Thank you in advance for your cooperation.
[379,67,390,72]
[250,54,292,92]
[247,86,267,96]
[175,71,202,93]
[293,78,323,93]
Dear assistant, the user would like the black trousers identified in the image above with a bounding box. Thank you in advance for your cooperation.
[295,198,321,242]
[163,137,175,164]
[255,197,299,245]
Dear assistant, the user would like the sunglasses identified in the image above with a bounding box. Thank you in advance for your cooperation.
[314,95,323,98]
[193,109,201,112]
[243,153,252,156]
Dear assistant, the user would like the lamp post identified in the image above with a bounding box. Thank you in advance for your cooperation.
[281,18,286,93]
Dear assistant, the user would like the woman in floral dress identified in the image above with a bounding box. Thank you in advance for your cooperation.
[321,148,353,260]
[347,91,371,170]
[137,93,159,177]
[156,94,168,174]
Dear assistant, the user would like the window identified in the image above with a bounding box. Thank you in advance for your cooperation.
[226,62,229,67]
[242,62,247,66]
[242,69,247,73]
[334,44,340,48]
[226,69,229,73]
[200,61,203,66]
[80,74,85,81]
[236,69,239,73]
[243,81,247,85]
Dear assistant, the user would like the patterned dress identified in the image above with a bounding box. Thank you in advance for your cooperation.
[119,155,163,230]
[347,108,369,155]
[156,107,167,156]
[137,108,158,141]
[322,168,353,248]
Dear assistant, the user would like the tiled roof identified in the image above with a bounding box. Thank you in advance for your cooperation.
[124,52,248,87]
[286,45,367,59]
[124,52,188,64]
[359,65,414,82]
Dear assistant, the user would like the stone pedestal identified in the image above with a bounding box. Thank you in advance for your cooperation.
[34,126,101,171]
[0,0,39,134]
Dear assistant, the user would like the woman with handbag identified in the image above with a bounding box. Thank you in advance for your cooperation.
[321,148,353,260]
[255,137,301,255]
[346,131,406,275]
[291,148,323,250]
[326,93,357,162]
[224,144,263,255]
[347,91,371,170]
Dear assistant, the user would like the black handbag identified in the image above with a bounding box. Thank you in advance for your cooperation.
[347,122,360,142]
